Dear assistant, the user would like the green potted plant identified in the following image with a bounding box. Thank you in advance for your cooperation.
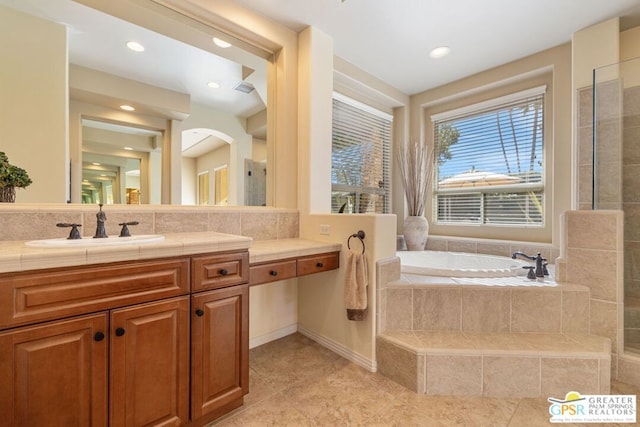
[0,152,32,203]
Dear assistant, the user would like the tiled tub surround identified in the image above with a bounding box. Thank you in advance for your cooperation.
[398,234,560,264]
[377,210,640,393]
[376,258,610,397]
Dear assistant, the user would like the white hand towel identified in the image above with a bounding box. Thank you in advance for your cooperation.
[344,251,368,321]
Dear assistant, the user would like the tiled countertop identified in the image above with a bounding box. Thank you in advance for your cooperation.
[0,233,342,274]
[249,238,342,264]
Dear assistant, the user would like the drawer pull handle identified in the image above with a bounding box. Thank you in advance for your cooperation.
[219,269,228,276]
[316,262,324,268]
[269,270,278,276]
[115,327,126,337]
[94,331,105,342]
[195,309,205,317]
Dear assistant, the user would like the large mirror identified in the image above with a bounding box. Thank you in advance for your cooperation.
[0,0,269,205]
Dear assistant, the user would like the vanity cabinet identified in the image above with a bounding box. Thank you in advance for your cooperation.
[0,250,249,427]
[0,295,192,427]
[192,252,249,292]
[0,313,108,426]
[110,296,190,427]
[249,251,340,286]
[191,285,249,424]
[0,243,339,426]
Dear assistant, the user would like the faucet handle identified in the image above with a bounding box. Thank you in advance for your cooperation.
[523,266,536,280]
[118,221,139,237]
[542,262,549,276]
[57,223,82,240]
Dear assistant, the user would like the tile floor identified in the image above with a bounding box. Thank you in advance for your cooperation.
[211,333,639,426]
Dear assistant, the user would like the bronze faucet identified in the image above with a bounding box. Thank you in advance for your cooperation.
[512,251,548,278]
[93,203,108,238]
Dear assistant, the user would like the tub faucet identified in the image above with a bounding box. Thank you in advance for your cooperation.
[511,251,548,278]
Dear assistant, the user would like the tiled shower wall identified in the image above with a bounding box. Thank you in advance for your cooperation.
[578,80,640,379]
[0,204,299,242]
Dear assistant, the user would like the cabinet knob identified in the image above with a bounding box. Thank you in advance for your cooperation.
[94,331,105,342]
[219,269,228,276]
[195,309,205,317]
[115,327,126,337]
[269,270,278,276]
[316,262,324,268]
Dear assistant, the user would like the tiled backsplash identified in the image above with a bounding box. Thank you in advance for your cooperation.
[0,204,299,242]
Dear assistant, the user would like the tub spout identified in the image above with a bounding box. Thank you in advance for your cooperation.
[512,251,547,278]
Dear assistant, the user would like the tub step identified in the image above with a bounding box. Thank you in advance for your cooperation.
[377,331,610,398]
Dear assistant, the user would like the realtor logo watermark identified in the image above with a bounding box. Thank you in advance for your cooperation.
[548,391,636,423]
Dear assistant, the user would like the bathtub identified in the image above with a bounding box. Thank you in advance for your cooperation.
[396,250,531,278]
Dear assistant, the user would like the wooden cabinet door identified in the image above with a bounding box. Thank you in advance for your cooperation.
[110,296,190,427]
[191,285,249,421]
[0,313,108,426]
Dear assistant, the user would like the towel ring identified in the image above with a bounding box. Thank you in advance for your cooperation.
[347,230,366,254]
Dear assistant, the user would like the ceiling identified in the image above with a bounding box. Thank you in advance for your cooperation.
[232,0,640,95]
[3,0,640,133]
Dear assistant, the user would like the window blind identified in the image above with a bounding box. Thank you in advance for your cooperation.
[331,94,392,213]
[433,91,544,226]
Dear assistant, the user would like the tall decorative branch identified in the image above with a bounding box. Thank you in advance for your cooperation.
[396,138,434,217]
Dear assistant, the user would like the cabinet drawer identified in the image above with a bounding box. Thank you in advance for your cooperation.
[297,252,340,277]
[0,258,189,329]
[249,260,297,286]
[192,251,249,291]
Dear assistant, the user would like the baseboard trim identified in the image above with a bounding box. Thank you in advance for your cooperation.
[249,324,298,349]
[297,325,377,372]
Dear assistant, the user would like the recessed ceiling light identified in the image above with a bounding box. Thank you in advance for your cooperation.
[429,46,450,59]
[92,162,101,166]
[207,81,220,89]
[126,41,145,52]
[213,37,232,48]
[120,105,135,111]
[124,147,134,151]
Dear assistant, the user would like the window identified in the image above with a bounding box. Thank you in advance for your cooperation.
[432,86,545,226]
[331,93,392,213]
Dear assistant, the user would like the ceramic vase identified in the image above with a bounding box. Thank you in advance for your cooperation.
[403,215,429,251]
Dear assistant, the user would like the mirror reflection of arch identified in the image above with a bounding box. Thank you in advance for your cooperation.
[181,125,266,206]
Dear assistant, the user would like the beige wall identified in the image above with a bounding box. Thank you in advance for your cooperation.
[297,27,334,214]
[573,18,621,90]
[299,214,397,368]
[294,26,408,366]
[409,44,572,246]
[0,6,67,203]
[249,280,298,348]
[620,27,640,89]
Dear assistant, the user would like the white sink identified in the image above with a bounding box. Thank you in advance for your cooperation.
[25,234,165,248]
